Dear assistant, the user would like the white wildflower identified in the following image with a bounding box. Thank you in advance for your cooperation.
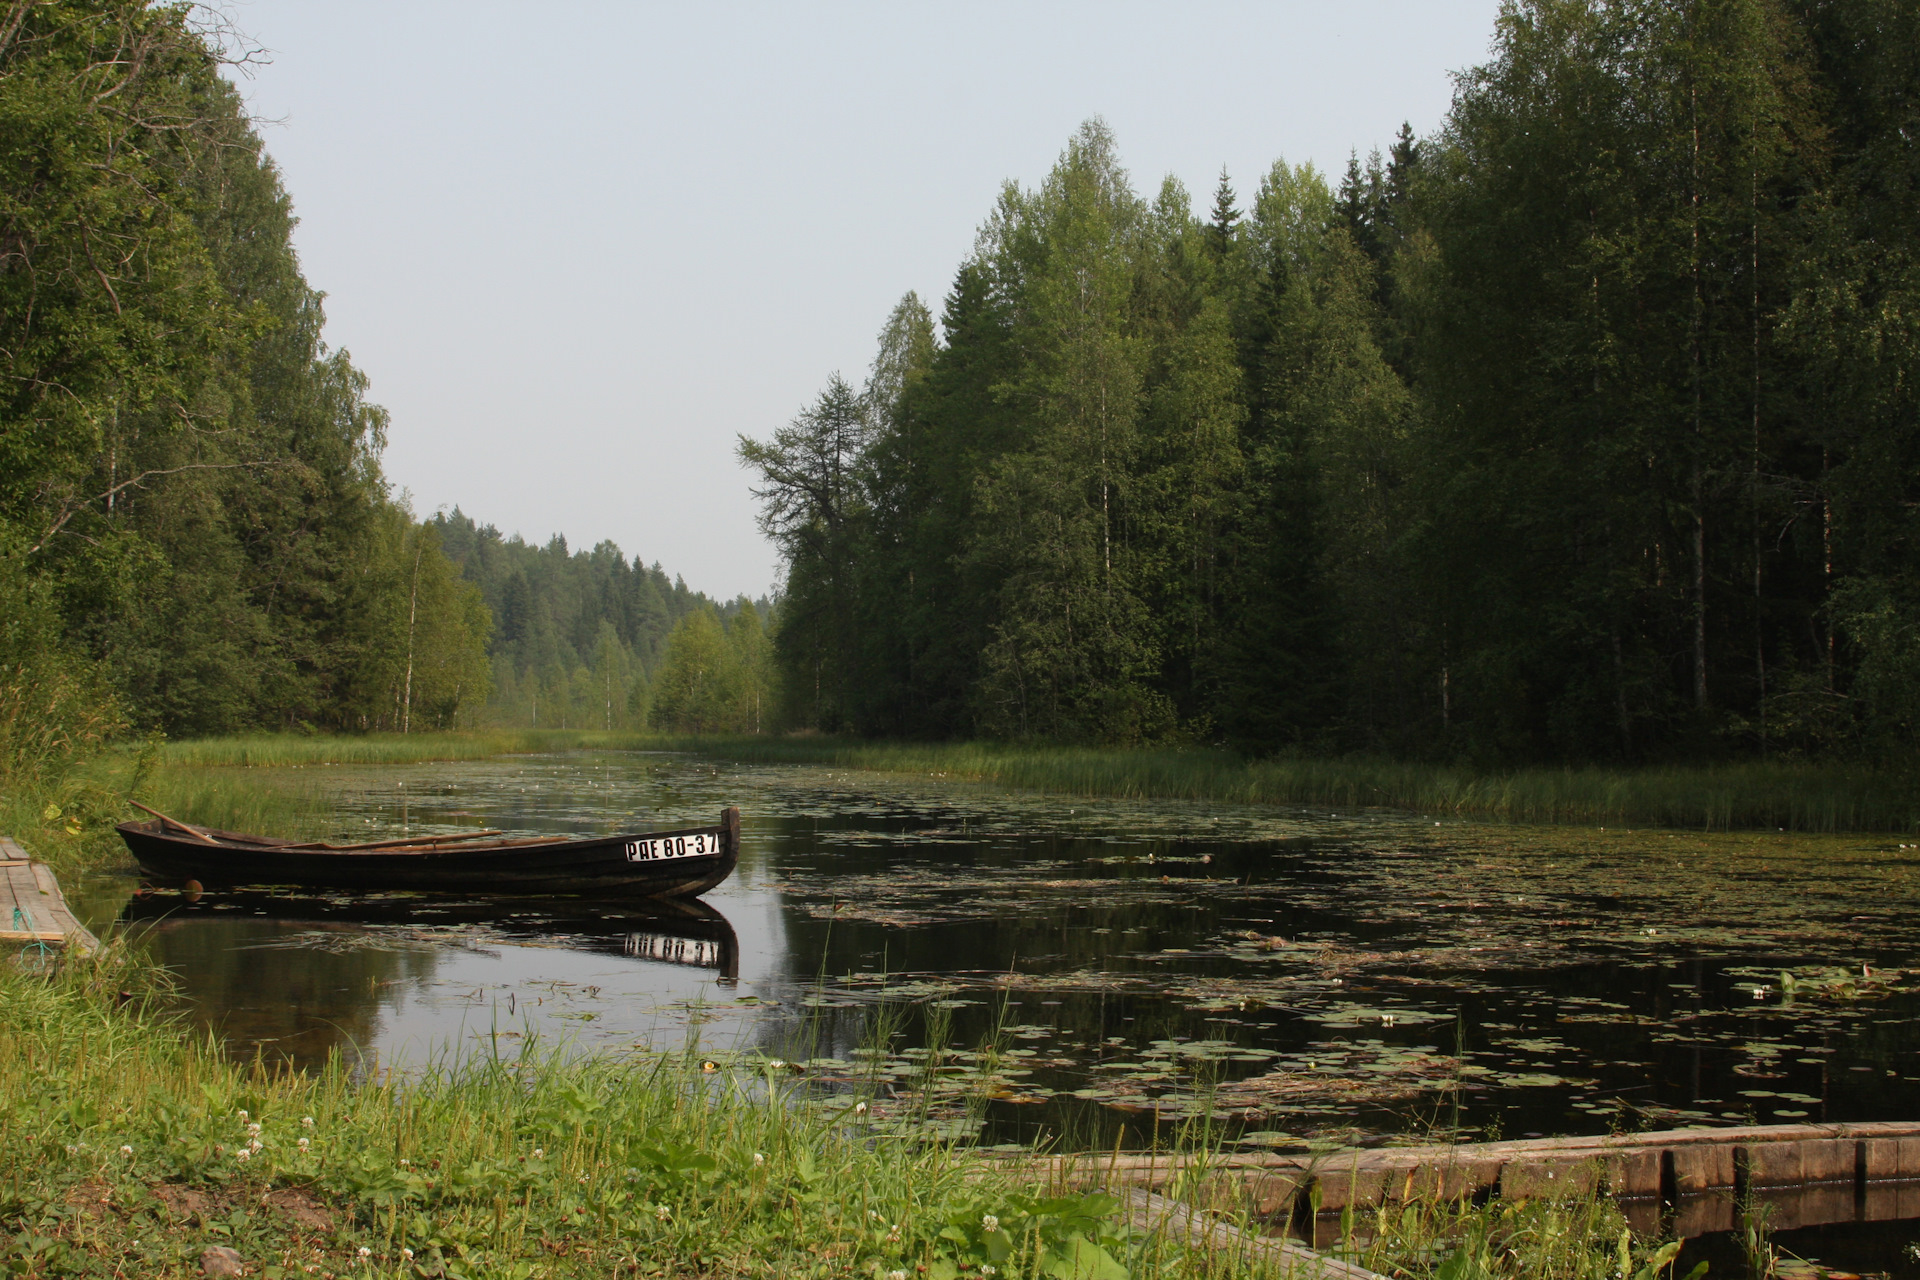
[119,1145,133,1157]
[655,1204,671,1221]
[752,1152,765,1167]
[237,1110,249,1121]
[981,1267,997,1277]
[533,1147,545,1159]
[981,1213,999,1233]
[234,1149,251,1163]
[297,1138,310,1149]
[854,1101,868,1116]
[246,1122,262,1136]
[889,1272,907,1280]
[401,1248,414,1259]
[399,1158,409,1166]
[301,1116,314,1128]
[248,1139,263,1153]
[357,1246,372,1258]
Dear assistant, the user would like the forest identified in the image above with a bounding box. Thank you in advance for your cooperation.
[0,1,778,758]
[742,0,1920,763]
[8,0,1920,772]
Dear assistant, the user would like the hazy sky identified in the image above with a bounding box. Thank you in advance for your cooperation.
[224,2,1504,600]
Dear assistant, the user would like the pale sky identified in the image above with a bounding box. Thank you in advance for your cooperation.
[224,2,1505,600]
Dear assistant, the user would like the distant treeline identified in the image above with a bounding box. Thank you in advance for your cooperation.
[0,2,496,769]
[432,511,772,733]
[743,0,1920,763]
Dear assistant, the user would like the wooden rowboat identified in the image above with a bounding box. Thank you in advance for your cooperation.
[114,806,740,899]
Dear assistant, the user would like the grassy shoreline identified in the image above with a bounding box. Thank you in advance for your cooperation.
[2,953,1695,1279]
[151,731,1920,834]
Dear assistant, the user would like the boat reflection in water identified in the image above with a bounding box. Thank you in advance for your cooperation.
[117,886,741,1069]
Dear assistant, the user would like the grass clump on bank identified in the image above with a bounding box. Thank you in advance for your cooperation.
[0,952,1242,1280]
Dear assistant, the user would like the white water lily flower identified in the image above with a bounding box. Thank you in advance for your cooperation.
[981,1214,999,1233]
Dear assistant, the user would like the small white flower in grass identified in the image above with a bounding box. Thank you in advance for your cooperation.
[854,1101,868,1116]
[297,1138,310,1149]
[64,1145,77,1155]
[246,1122,262,1136]
[980,1267,997,1277]
[752,1152,765,1167]
[357,1247,371,1258]
[655,1204,671,1221]
[889,1271,907,1280]
[119,1145,133,1157]
[234,1149,251,1163]
[248,1139,263,1153]
[401,1248,413,1259]
[237,1110,249,1121]
[301,1116,314,1128]
[533,1148,545,1160]
[398,1158,409,1166]
[981,1214,999,1233]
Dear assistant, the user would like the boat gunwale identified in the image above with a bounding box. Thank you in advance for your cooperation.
[116,818,732,858]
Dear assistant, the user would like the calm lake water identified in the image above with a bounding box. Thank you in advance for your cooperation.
[71,751,1920,1168]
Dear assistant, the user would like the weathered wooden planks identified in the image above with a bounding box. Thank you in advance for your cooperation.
[1042,1121,1920,1226]
[0,838,99,952]
[1121,1190,1387,1280]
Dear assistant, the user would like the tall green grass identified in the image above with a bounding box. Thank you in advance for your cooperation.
[0,954,1282,1279]
[690,738,1920,834]
[0,954,1699,1279]
[139,731,1920,832]
[157,728,675,768]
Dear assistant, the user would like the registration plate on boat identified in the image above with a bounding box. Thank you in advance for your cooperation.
[624,832,718,862]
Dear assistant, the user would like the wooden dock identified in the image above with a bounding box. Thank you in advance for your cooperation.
[1042,1120,1920,1240]
[0,837,99,952]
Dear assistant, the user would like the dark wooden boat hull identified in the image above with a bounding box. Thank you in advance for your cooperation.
[114,809,740,898]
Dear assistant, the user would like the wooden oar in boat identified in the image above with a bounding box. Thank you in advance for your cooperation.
[126,800,221,846]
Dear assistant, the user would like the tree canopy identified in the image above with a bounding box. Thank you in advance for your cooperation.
[744,0,1920,763]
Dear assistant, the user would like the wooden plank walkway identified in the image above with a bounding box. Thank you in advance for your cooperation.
[1041,1120,1920,1224]
[0,837,99,952]
[1122,1189,1386,1279]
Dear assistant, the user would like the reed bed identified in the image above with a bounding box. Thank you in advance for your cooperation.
[140,732,1920,833]
[694,738,1920,834]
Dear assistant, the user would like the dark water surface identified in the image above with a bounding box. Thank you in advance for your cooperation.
[70,751,1920,1162]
